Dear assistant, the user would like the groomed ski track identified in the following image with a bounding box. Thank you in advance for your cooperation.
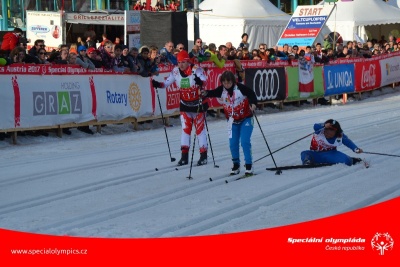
[1,89,400,237]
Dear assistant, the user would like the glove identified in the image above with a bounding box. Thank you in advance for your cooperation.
[354,148,363,154]
[152,80,161,88]
[194,76,203,87]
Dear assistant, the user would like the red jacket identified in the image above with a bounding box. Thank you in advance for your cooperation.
[1,32,20,51]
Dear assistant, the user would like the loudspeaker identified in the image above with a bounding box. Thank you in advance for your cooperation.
[140,11,188,51]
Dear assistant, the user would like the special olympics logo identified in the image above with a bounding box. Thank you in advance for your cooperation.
[128,82,141,112]
[253,69,280,101]
[371,232,394,255]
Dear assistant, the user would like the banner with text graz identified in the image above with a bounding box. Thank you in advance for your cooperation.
[5,74,95,129]
[244,68,287,102]
[286,65,324,101]
[354,57,381,92]
[323,64,355,96]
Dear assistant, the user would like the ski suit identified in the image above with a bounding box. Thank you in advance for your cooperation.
[301,123,360,166]
[205,83,257,165]
[158,65,208,154]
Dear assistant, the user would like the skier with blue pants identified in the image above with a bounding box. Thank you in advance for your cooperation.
[202,70,258,175]
[301,119,364,166]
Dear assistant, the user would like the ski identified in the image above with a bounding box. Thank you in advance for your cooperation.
[235,174,256,181]
[266,163,334,171]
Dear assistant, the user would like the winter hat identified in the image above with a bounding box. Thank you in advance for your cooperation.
[78,45,87,52]
[177,50,190,62]
[325,119,342,134]
[69,48,78,55]
[87,47,98,54]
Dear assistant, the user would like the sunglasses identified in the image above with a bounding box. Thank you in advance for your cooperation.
[39,52,46,55]
[105,46,112,48]
[259,47,265,50]
[178,47,184,50]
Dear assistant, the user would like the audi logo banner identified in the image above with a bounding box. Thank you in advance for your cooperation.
[245,68,286,101]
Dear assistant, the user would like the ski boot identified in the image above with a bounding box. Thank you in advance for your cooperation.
[177,153,189,166]
[230,163,240,175]
[197,152,208,166]
[245,164,253,177]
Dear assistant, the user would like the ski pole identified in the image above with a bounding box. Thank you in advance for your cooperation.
[204,112,219,168]
[155,86,176,162]
[253,112,282,175]
[187,120,196,179]
[363,151,400,158]
[254,132,313,163]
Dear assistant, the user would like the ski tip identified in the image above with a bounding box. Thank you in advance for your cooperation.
[175,168,179,171]
[209,177,213,181]
[155,168,159,171]
[225,180,228,183]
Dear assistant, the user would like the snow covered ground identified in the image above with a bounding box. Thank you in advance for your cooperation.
[1,86,400,238]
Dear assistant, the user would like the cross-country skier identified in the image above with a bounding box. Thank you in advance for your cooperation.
[152,50,208,166]
[202,70,257,176]
[301,119,364,166]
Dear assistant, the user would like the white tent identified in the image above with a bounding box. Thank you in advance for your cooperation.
[187,0,291,50]
[385,0,400,8]
[321,0,400,42]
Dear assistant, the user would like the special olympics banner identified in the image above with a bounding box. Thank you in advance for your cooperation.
[379,55,400,87]
[323,64,355,96]
[354,58,381,92]
[277,5,334,47]
[244,68,286,101]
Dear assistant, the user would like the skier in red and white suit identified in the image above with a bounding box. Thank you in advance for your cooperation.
[152,50,208,166]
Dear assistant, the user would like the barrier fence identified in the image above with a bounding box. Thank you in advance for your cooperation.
[1,51,399,144]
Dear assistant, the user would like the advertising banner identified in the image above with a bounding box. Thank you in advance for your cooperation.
[379,55,400,86]
[245,68,287,101]
[26,11,63,52]
[277,5,334,47]
[323,64,355,96]
[354,58,381,92]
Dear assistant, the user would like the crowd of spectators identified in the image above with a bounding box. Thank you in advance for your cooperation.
[1,27,400,140]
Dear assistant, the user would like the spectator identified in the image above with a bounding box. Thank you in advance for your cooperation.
[36,48,49,64]
[238,33,249,49]
[258,44,268,60]
[194,38,205,55]
[69,43,78,55]
[169,0,177,11]
[176,43,185,51]
[87,47,103,68]
[242,47,251,60]
[85,36,95,48]
[155,0,165,10]
[77,36,86,47]
[28,39,45,58]
[128,47,141,71]
[100,33,110,47]
[292,45,300,59]
[251,49,261,60]
[112,44,130,72]
[149,46,161,75]
[159,41,177,65]
[76,45,95,69]
[282,44,289,56]
[121,45,137,72]
[205,43,225,68]
[1,27,23,56]
[227,48,237,60]
[133,1,141,10]
[137,47,157,77]
[9,46,39,64]
[226,42,233,51]
[99,40,114,70]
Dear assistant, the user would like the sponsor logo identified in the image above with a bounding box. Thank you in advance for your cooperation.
[361,64,377,88]
[385,62,400,76]
[371,232,394,255]
[253,69,280,100]
[29,25,50,34]
[326,70,353,90]
[128,82,141,112]
[106,90,128,106]
[33,91,82,115]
